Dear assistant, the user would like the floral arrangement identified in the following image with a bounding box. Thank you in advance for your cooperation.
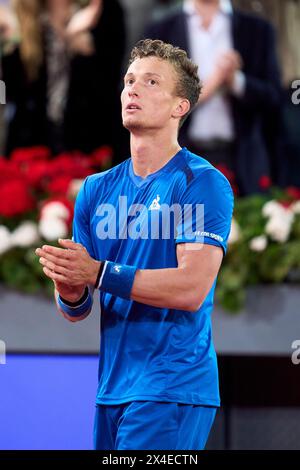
[0,146,112,295]
[216,170,300,312]
[1,152,300,313]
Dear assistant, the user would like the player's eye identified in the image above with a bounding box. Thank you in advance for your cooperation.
[148,79,157,85]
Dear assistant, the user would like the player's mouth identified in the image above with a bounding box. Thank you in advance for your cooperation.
[126,103,141,113]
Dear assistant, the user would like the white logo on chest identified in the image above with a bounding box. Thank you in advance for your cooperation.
[148,195,161,211]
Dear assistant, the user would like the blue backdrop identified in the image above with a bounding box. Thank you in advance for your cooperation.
[0,354,99,450]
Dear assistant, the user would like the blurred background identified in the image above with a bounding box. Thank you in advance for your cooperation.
[0,0,300,450]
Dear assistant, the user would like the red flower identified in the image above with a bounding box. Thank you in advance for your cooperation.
[259,175,272,190]
[69,150,88,160]
[47,176,73,196]
[23,160,52,189]
[0,159,23,183]
[10,146,51,163]
[49,152,92,179]
[286,186,300,200]
[91,146,113,168]
[279,200,292,209]
[0,179,35,217]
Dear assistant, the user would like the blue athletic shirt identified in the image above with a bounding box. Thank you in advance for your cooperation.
[73,147,234,407]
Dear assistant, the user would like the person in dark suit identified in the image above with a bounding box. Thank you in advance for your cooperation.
[144,0,283,195]
[1,0,127,161]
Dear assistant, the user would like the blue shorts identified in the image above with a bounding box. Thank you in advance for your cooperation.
[93,401,217,450]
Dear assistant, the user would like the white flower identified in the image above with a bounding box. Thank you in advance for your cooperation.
[228,218,240,244]
[249,235,268,252]
[11,221,40,247]
[0,226,12,255]
[265,211,294,243]
[41,202,70,221]
[262,200,284,219]
[290,200,300,215]
[38,218,68,241]
[68,179,83,199]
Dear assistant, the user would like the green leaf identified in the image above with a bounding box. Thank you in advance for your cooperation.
[216,286,246,314]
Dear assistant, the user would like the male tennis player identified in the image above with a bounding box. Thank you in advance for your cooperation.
[36,39,234,450]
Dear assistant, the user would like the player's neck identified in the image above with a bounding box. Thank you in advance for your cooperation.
[130,133,181,179]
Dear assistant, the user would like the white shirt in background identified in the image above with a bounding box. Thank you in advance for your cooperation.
[184,0,245,142]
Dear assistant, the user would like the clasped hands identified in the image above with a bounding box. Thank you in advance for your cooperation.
[216,49,243,87]
[198,49,243,104]
[35,239,100,302]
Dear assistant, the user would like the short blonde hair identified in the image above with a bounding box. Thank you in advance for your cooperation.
[129,39,202,127]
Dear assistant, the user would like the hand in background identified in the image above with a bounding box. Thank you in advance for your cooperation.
[66,0,103,38]
[215,50,243,89]
[67,31,96,56]
[198,49,243,104]
[0,5,19,43]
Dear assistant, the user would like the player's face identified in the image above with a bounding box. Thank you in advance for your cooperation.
[121,57,180,132]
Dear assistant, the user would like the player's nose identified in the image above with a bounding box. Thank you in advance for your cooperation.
[128,87,138,98]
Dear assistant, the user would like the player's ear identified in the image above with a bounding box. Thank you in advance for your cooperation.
[172,98,190,120]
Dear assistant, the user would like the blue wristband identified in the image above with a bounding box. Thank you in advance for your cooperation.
[58,288,93,317]
[97,261,137,300]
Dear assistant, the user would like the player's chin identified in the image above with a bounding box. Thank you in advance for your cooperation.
[122,117,144,132]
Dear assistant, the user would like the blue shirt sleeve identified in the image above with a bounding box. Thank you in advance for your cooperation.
[175,169,234,255]
[72,177,96,258]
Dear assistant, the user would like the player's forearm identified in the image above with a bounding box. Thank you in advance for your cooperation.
[94,260,204,312]
[130,267,203,312]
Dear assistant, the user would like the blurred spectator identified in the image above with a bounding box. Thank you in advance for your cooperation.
[144,0,283,195]
[150,0,182,21]
[0,0,126,160]
[278,0,300,189]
